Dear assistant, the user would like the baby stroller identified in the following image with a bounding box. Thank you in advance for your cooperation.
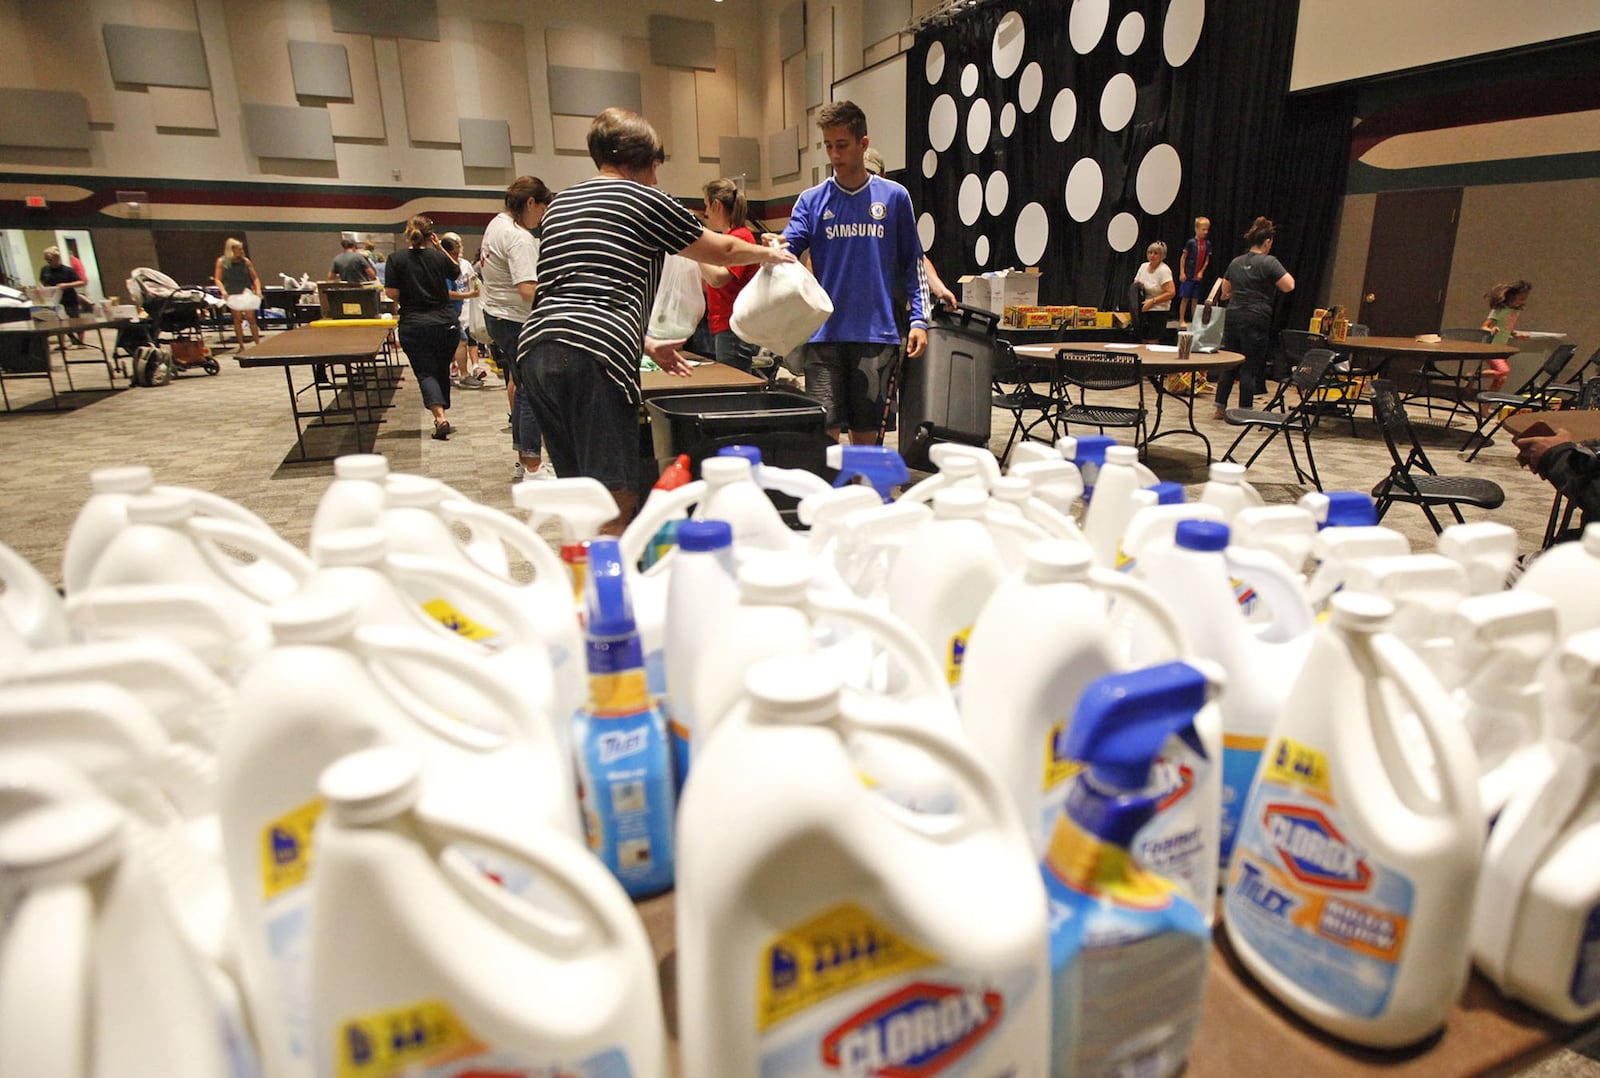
[128,267,220,376]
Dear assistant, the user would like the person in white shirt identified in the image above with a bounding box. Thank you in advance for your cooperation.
[1134,241,1175,343]
[480,176,553,481]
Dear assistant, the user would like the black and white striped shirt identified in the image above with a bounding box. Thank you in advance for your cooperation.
[520,177,704,404]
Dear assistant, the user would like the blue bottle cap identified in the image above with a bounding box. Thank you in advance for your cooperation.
[1174,519,1229,552]
[832,445,911,502]
[1066,434,1115,467]
[583,539,637,639]
[1148,481,1185,505]
[718,445,764,465]
[678,519,733,552]
[1323,491,1379,528]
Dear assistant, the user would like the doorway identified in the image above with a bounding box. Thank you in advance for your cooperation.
[1357,188,1462,337]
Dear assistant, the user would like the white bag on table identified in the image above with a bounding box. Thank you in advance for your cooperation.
[647,254,707,342]
[729,262,834,356]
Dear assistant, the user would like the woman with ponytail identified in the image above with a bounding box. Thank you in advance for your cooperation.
[385,215,461,440]
[1213,216,1295,417]
[696,177,760,372]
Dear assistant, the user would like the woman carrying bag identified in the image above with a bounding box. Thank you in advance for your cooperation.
[214,239,262,346]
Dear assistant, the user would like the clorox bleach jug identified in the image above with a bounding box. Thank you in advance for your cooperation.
[1224,593,1483,1048]
[662,519,738,783]
[0,538,70,649]
[0,800,260,1078]
[308,453,389,545]
[1437,521,1519,594]
[900,442,1001,503]
[218,595,577,1078]
[677,655,1049,1077]
[697,452,805,553]
[310,746,666,1078]
[1342,554,1469,687]
[573,540,676,898]
[1198,461,1264,523]
[1231,504,1320,576]
[1043,663,1212,1078]
[1137,520,1314,867]
[1516,523,1600,639]
[377,473,510,578]
[1471,628,1600,1022]
[887,488,1005,695]
[1116,497,1223,578]
[1083,445,1157,568]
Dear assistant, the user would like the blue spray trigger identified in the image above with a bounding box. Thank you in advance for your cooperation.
[583,539,636,638]
[1064,662,1209,792]
[718,445,764,465]
[828,445,910,502]
[1148,482,1185,505]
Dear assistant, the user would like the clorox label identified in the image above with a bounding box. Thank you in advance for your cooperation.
[335,999,633,1077]
[419,598,505,650]
[1225,758,1416,1019]
[261,797,322,900]
[945,628,972,687]
[1131,747,1211,908]
[757,904,1037,1077]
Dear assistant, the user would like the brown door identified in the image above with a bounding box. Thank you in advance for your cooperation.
[1357,189,1461,337]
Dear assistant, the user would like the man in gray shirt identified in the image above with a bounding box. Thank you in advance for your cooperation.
[329,238,376,285]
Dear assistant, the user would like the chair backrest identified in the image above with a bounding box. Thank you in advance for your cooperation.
[1057,349,1142,392]
[1281,329,1328,363]
[1441,327,1491,343]
[1516,342,1579,395]
[1291,348,1338,396]
[1579,375,1600,410]
[1370,378,1423,474]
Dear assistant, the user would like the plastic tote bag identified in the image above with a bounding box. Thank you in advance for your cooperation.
[1189,279,1225,352]
[647,254,707,341]
[224,292,261,312]
[729,262,834,356]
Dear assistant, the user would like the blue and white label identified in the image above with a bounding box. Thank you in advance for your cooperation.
[1572,901,1600,1008]
[575,706,676,898]
[1219,736,1266,867]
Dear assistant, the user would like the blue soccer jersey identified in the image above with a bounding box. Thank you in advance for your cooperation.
[782,175,929,345]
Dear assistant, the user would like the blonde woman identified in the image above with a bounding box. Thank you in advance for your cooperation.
[213,238,262,345]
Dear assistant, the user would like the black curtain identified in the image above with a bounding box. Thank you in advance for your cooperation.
[906,0,1353,331]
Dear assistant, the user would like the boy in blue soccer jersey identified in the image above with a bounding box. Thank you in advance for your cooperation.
[772,101,930,442]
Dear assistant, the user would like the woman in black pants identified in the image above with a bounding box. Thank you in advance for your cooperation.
[385,216,462,440]
[1214,216,1295,418]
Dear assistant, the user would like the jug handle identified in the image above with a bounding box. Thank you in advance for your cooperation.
[186,517,313,604]
[618,483,705,569]
[1226,543,1315,642]
[1367,633,1482,821]
[439,498,572,592]
[1092,566,1190,660]
[805,588,950,705]
[156,484,273,534]
[63,583,254,677]
[0,540,70,648]
[1021,498,1086,541]
[352,625,544,750]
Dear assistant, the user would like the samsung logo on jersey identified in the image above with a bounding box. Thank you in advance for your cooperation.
[825,223,887,240]
[821,982,1002,1077]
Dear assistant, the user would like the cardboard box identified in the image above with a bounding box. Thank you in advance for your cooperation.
[958,268,1041,315]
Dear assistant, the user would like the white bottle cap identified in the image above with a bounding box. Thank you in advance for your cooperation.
[1329,591,1394,632]
[312,527,387,568]
[939,457,979,479]
[745,655,842,725]
[333,454,389,481]
[701,456,752,487]
[90,465,155,495]
[1024,540,1092,583]
[990,477,1032,503]
[125,491,193,526]
[0,800,124,889]
[1105,445,1139,465]
[384,473,444,509]
[1208,461,1247,484]
[320,745,422,826]
[268,593,359,644]
[932,488,987,520]
[737,558,810,604]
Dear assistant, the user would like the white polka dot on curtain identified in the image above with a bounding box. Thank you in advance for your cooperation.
[999,102,1017,137]
[958,174,984,226]
[926,41,946,83]
[1107,212,1139,253]
[928,94,958,152]
[1050,88,1077,142]
[1065,158,1103,222]
[922,149,939,178]
[985,171,1010,216]
[918,212,936,253]
[1136,144,1182,215]
[960,63,980,96]
[1099,73,1136,132]
[1117,13,1145,55]
[1018,62,1043,112]
[975,235,991,266]
[1164,0,1205,67]
[992,11,1025,78]
[1069,0,1109,54]
[967,98,993,154]
[1015,202,1049,265]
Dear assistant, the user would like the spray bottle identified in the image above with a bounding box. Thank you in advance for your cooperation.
[512,477,620,600]
[825,442,910,501]
[1043,662,1212,1078]
[641,453,694,570]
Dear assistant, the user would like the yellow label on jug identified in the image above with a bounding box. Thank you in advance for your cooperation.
[419,598,502,646]
[336,999,484,1078]
[946,627,973,686]
[260,798,323,900]
[1263,737,1332,800]
[1043,719,1083,792]
[759,903,938,1032]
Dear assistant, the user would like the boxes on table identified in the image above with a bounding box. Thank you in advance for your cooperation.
[1002,305,1076,329]
[958,268,1041,315]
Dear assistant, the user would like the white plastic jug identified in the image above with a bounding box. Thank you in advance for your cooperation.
[663,519,738,782]
[1083,445,1158,568]
[676,656,1049,1077]
[825,499,931,602]
[379,473,512,579]
[310,746,667,1078]
[1007,457,1086,519]
[1343,554,1470,688]
[307,453,389,545]
[1231,504,1320,577]
[1117,499,1224,577]
[64,583,265,681]
[982,477,1054,564]
[1198,461,1264,523]
[1437,521,1519,594]
[1516,523,1600,640]
[1471,629,1600,1022]
[218,597,578,1078]
[0,799,260,1078]
[0,538,70,649]
[1224,593,1483,1048]
[696,454,802,554]
[1304,525,1411,611]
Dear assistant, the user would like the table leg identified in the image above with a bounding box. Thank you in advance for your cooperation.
[1142,373,1213,463]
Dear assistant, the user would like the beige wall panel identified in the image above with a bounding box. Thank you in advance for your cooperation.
[150,87,218,131]
[545,28,595,68]
[129,0,202,31]
[23,4,116,124]
[552,114,591,154]
[832,0,864,80]
[0,4,30,86]
[223,0,295,105]
[621,37,674,154]
[473,20,533,149]
[300,1,386,141]
[695,48,739,159]
[782,52,805,130]
[398,38,459,144]
[863,36,900,67]
[1322,193,1374,311]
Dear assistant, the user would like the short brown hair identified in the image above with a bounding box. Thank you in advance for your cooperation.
[702,178,747,229]
[818,100,867,139]
[505,175,552,216]
[587,108,666,172]
[1244,216,1277,246]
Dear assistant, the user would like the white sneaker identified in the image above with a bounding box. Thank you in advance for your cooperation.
[457,373,483,388]
[512,460,526,482]
[528,461,556,481]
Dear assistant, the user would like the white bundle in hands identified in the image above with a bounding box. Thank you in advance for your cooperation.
[730,262,834,356]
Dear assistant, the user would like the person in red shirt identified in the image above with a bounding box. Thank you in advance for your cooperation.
[696,178,760,372]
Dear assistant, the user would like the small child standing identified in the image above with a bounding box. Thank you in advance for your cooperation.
[1177,216,1211,323]
[1480,279,1531,391]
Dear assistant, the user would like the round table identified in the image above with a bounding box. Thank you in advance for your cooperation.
[1334,336,1517,371]
[1013,342,1245,462]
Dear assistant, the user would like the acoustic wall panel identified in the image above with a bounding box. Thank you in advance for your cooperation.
[545,28,596,68]
[648,15,716,71]
[783,53,806,129]
[863,0,911,47]
[223,0,296,105]
[290,41,353,99]
[719,136,761,183]
[472,20,533,148]
[547,66,643,117]
[0,90,91,149]
[103,25,210,89]
[779,1,805,60]
[305,1,386,141]
[768,125,801,178]
[243,103,336,160]
[806,54,825,108]
[150,87,217,131]
[398,39,459,144]
[694,48,738,159]
[460,118,512,169]
[552,114,591,154]
[621,36,674,155]
[5,2,115,124]
[329,0,439,41]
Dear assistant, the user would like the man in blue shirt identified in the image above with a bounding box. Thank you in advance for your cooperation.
[776,101,929,442]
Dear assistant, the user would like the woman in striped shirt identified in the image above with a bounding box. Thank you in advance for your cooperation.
[518,107,794,533]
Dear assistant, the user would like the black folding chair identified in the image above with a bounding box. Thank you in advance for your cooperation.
[1540,375,1600,549]
[1221,348,1336,490]
[1371,378,1505,533]
[1460,343,1578,462]
[1546,344,1600,405]
[1057,349,1148,452]
[991,341,1064,465]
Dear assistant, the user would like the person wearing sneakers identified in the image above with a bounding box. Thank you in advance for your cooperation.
[385,216,460,441]
[481,176,554,482]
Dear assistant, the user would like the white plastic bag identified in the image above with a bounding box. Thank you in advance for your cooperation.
[729,262,834,356]
[647,254,707,341]
[224,292,261,312]
[466,293,488,343]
